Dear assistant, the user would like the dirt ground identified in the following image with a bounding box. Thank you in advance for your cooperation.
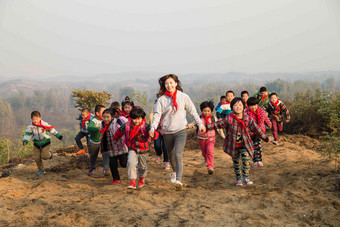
[0,134,339,227]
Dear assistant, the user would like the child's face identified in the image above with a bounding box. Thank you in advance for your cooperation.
[165,77,177,94]
[270,95,278,103]
[102,113,113,125]
[132,117,143,126]
[226,93,234,102]
[123,104,133,114]
[232,101,244,115]
[32,116,41,124]
[202,107,212,118]
[221,98,227,103]
[249,104,258,112]
[260,91,268,97]
[81,111,89,120]
[242,94,249,102]
[96,107,105,118]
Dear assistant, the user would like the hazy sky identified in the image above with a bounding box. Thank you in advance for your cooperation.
[0,0,339,78]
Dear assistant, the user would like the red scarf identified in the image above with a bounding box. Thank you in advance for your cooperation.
[261,94,268,102]
[220,101,231,105]
[164,89,178,111]
[201,114,212,126]
[231,113,246,130]
[128,119,146,142]
[270,100,281,115]
[99,122,110,134]
[81,114,91,129]
[95,114,103,121]
[120,110,129,118]
[32,120,55,130]
[250,108,261,123]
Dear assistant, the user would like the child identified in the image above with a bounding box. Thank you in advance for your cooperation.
[114,107,159,189]
[75,108,94,155]
[110,101,121,116]
[120,96,134,118]
[245,97,272,167]
[23,111,63,176]
[87,104,110,176]
[241,91,249,109]
[197,101,225,174]
[206,98,272,186]
[216,91,234,120]
[215,96,226,120]
[150,74,205,191]
[100,108,128,184]
[253,87,271,108]
[264,93,290,145]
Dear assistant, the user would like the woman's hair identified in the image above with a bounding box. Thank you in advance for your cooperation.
[200,100,214,112]
[157,74,183,97]
[230,97,245,110]
[247,97,259,106]
[129,107,146,119]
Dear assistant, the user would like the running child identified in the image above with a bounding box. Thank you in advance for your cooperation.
[75,108,94,155]
[120,96,134,118]
[216,91,234,120]
[23,111,63,176]
[110,101,121,116]
[241,91,249,108]
[253,87,271,108]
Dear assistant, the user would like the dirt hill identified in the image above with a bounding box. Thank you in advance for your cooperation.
[0,134,339,226]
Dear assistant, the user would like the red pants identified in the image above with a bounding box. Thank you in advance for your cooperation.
[198,137,215,169]
[271,119,283,141]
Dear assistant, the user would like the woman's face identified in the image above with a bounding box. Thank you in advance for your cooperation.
[165,77,178,94]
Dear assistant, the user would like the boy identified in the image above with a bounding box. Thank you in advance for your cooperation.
[23,111,63,176]
[87,104,110,176]
[241,91,249,108]
[114,108,159,189]
[216,91,234,120]
[75,108,93,155]
[264,93,290,145]
[253,87,271,108]
[120,96,134,118]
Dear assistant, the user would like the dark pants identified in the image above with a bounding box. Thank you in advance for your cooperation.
[154,134,169,162]
[109,153,128,180]
[75,131,89,150]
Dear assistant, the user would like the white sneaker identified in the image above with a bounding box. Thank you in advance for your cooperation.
[170,172,176,183]
[175,180,183,191]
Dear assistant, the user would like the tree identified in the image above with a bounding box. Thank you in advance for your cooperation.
[71,89,112,112]
[129,90,149,108]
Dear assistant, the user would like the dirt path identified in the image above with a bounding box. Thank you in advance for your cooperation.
[0,134,339,226]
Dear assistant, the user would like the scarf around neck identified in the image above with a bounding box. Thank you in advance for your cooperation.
[270,100,281,115]
[32,120,55,130]
[164,89,178,111]
[249,108,261,123]
[231,113,246,130]
[81,114,91,129]
[95,114,103,121]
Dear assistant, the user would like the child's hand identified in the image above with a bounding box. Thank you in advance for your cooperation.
[149,129,155,138]
[199,125,206,133]
[23,141,27,146]
[58,135,63,141]
[185,125,189,129]
[267,136,274,142]
[95,123,100,127]
[286,119,290,123]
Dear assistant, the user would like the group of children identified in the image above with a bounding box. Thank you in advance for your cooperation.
[23,76,290,189]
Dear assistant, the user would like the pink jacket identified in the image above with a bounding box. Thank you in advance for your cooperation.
[197,116,215,139]
[245,107,272,136]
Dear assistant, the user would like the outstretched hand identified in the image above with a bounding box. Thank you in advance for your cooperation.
[149,129,155,138]
[199,125,206,133]
[23,141,27,146]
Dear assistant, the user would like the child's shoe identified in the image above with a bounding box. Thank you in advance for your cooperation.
[49,149,53,159]
[235,180,243,186]
[128,179,137,189]
[208,168,214,175]
[252,162,259,167]
[138,177,145,188]
[170,172,176,183]
[112,179,120,184]
[87,168,96,176]
[155,155,161,164]
[243,178,253,185]
[36,170,46,176]
[175,180,183,191]
[164,162,170,170]
[76,149,86,155]
[272,141,279,145]
[258,162,264,167]
[103,169,110,176]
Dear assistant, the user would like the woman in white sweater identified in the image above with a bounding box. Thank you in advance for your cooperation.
[149,74,206,190]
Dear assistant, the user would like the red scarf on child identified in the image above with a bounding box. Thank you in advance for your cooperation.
[81,114,91,129]
[164,89,178,111]
[128,119,146,142]
[249,108,261,123]
[270,100,281,115]
[95,114,103,121]
[261,94,268,102]
[220,101,231,105]
[231,113,246,130]
[99,122,110,134]
[120,110,129,118]
[32,120,55,130]
[201,114,212,126]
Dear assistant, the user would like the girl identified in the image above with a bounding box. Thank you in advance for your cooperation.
[100,108,128,184]
[120,96,134,118]
[206,97,273,186]
[149,74,206,191]
[197,101,225,174]
[245,97,272,167]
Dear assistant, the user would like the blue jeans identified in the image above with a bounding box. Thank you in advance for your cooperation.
[154,134,169,162]
[75,131,89,150]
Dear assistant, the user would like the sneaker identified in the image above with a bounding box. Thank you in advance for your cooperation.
[138,177,145,188]
[170,172,176,184]
[252,162,259,167]
[272,141,279,145]
[128,179,137,189]
[243,178,253,185]
[258,162,264,167]
[87,168,96,176]
[175,180,183,191]
[164,162,171,170]
[112,179,120,184]
[49,149,53,159]
[36,170,46,176]
[235,180,243,186]
[155,155,161,164]
[103,169,110,176]
[208,168,214,175]
[76,149,86,155]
